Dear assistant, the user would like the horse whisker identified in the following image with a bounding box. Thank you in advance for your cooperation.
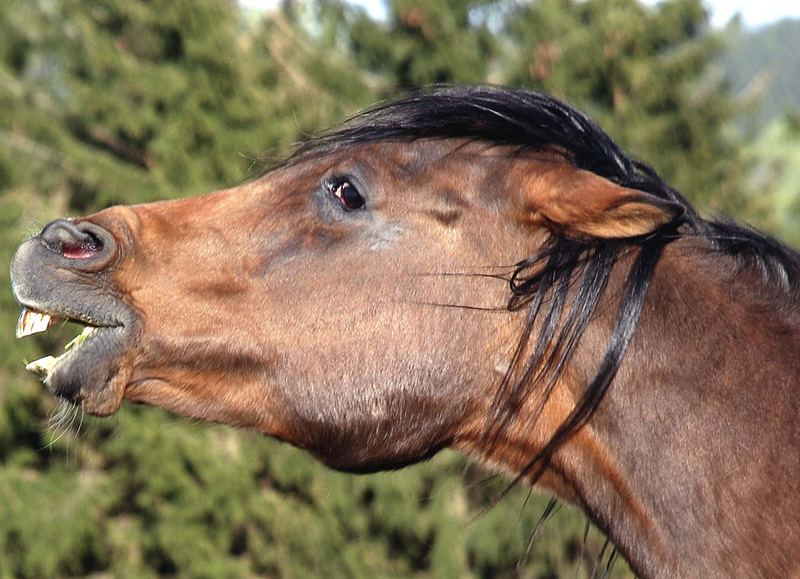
[44,402,78,450]
[414,271,512,282]
[411,300,509,312]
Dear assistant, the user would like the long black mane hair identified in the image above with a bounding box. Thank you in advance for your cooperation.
[292,85,800,485]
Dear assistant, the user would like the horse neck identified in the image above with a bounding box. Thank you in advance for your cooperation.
[456,240,800,578]
[559,242,800,578]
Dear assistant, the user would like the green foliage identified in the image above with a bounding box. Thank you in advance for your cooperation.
[348,0,498,89]
[0,403,618,578]
[740,112,800,246]
[0,0,796,577]
[501,0,746,210]
[721,18,800,131]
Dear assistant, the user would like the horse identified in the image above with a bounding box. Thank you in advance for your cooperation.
[10,86,799,578]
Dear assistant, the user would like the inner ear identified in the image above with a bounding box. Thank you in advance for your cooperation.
[520,164,684,240]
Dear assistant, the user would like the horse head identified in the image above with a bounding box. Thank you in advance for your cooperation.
[11,86,799,578]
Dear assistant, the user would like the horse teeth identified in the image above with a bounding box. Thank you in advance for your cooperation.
[16,308,54,338]
[25,355,58,380]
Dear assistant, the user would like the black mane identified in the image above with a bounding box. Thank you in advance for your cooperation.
[293,85,800,485]
[293,85,693,211]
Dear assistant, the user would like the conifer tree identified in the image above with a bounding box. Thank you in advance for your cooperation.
[502,0,745,209]
[0,0,299,210]
[347,0,499,90]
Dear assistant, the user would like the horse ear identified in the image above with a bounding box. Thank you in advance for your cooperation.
[520,165,684,239]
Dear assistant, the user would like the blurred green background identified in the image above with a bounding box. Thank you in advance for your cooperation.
[1,0,798,577]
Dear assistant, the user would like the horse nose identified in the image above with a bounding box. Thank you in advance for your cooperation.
[40,219,118,270]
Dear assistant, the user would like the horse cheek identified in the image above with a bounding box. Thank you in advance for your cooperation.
[270,302,474,471]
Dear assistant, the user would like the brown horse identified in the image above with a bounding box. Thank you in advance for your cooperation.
[10,86,800,578]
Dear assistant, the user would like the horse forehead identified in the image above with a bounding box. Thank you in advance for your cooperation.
[275,139,575,213]
[364,140,570,186]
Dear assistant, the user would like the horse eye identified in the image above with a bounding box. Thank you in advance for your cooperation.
[331,180,365,211]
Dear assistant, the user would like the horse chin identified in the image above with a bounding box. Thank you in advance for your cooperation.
[16,317,137,416]
[45,326,134,416]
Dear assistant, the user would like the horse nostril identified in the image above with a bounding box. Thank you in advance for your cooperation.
[40,220,106,261]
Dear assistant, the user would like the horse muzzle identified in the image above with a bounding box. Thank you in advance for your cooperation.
[10,218,139,415]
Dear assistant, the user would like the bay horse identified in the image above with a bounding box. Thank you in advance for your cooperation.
[10,86,799,578]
